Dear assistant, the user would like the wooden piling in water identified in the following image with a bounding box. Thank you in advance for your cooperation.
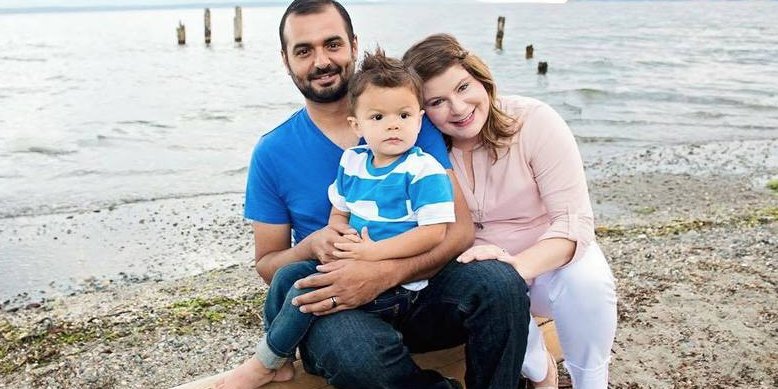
[234,6,243,43]
[495,16,505,50]
[526,44,534,59]
[538,61,548,75]
[176,21,186,45]
[204,9,211,45]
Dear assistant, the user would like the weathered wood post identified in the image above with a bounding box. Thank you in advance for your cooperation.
[526,44,534,59]
[495,16,505,50]
[234,6,243,43]
[538,61,548,75]
[176,21,186,45]
[204,9,211,45]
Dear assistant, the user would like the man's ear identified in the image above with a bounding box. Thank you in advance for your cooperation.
[347,116,361,137]
[350,35,359,58]
[281,50,291,75]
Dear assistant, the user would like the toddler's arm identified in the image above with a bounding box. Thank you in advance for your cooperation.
[333,222,447,262]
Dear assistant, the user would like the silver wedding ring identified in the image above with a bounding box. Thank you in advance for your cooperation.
[330,296,338,308]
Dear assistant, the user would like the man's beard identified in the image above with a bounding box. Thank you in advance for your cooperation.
[293,62,353,104]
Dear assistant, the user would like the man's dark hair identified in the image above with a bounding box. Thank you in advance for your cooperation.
[279,0,355,52]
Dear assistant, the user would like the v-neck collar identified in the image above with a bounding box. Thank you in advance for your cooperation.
[451,147,488,223]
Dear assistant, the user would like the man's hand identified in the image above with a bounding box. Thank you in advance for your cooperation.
[332,227,381,261]
[291,260,391,316]
[307,223,356,264]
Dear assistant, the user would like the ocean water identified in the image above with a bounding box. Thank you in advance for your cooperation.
[1,1,777,302]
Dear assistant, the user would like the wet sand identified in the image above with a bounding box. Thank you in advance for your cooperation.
[1,139,776,388]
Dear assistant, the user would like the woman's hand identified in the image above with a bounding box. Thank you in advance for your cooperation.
[456,244,512,263]
[457,245,533,285]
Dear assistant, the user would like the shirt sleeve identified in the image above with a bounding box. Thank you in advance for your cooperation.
[244,138,290,224]
[521,102,595,262]
[408,154,456,226]
[327,152,350,213]
[416,116,452,169]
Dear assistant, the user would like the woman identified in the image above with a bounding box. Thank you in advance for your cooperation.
[403,34,618,389]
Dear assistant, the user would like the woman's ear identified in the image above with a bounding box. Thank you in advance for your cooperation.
[347,116,361,137]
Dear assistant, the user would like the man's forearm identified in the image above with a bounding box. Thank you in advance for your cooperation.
[255,238,313,283]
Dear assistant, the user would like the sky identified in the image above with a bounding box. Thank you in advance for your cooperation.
[0,0,396,10]
[0,0,275,9]
[0,0,573,12]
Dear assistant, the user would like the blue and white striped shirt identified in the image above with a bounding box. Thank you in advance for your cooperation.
[328,145,455,290]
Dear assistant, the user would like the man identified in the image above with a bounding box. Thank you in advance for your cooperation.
[243,1,530,387]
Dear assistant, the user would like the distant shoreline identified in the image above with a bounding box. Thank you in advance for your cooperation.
[0,0,401,16]
[0,2,278,15]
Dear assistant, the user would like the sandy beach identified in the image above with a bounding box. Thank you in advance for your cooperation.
[1,139,776,388]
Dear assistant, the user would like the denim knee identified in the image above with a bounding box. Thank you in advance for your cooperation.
[264,260,319,328]
[301,310,421,389]
[462,260,528,310]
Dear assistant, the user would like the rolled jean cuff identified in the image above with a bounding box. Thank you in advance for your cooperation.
[254,336,288,370]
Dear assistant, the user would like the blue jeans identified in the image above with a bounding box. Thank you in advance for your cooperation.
[258,260,419,369]
[263,259,530,389]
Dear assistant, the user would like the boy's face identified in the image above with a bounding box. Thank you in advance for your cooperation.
[348,85,424,166]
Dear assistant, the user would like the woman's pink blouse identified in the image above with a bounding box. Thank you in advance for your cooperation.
[449,95,595,263]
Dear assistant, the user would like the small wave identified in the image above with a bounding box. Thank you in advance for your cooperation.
[167,144,223,151]
[635,59,686,68]
[572,117,778,133]
[17,146,76,156]
[203,115,232,122]
[552,88,611,100]
[560,88,778,112]
[0,191,244,219]
[116,120,173,129]
[55,168,183,178]
[243,102,303,111]
[569,118,654,127]
[94,134,153,143]
[182,111,235,123]
[0,56,46,63]
[223,167,248,176]
[28,43,56,49]
[575,135,637,144]
[684,111,725,119]
[558,102,583,116]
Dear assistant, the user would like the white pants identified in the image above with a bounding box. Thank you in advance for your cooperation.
[521,242,618,389]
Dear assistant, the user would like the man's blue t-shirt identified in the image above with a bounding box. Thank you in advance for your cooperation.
[244,108,450,245]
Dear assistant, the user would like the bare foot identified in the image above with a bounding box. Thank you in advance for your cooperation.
[531,352,558,389]
[215,358,276,389]
[272,361,295,382]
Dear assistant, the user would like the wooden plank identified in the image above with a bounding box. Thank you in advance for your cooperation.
[171,347,463,389]
[172,318,561,389]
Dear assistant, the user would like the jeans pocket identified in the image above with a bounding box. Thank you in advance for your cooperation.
[362,288,416,321]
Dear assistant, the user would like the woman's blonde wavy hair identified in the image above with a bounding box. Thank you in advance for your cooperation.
[403,33,518,161]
